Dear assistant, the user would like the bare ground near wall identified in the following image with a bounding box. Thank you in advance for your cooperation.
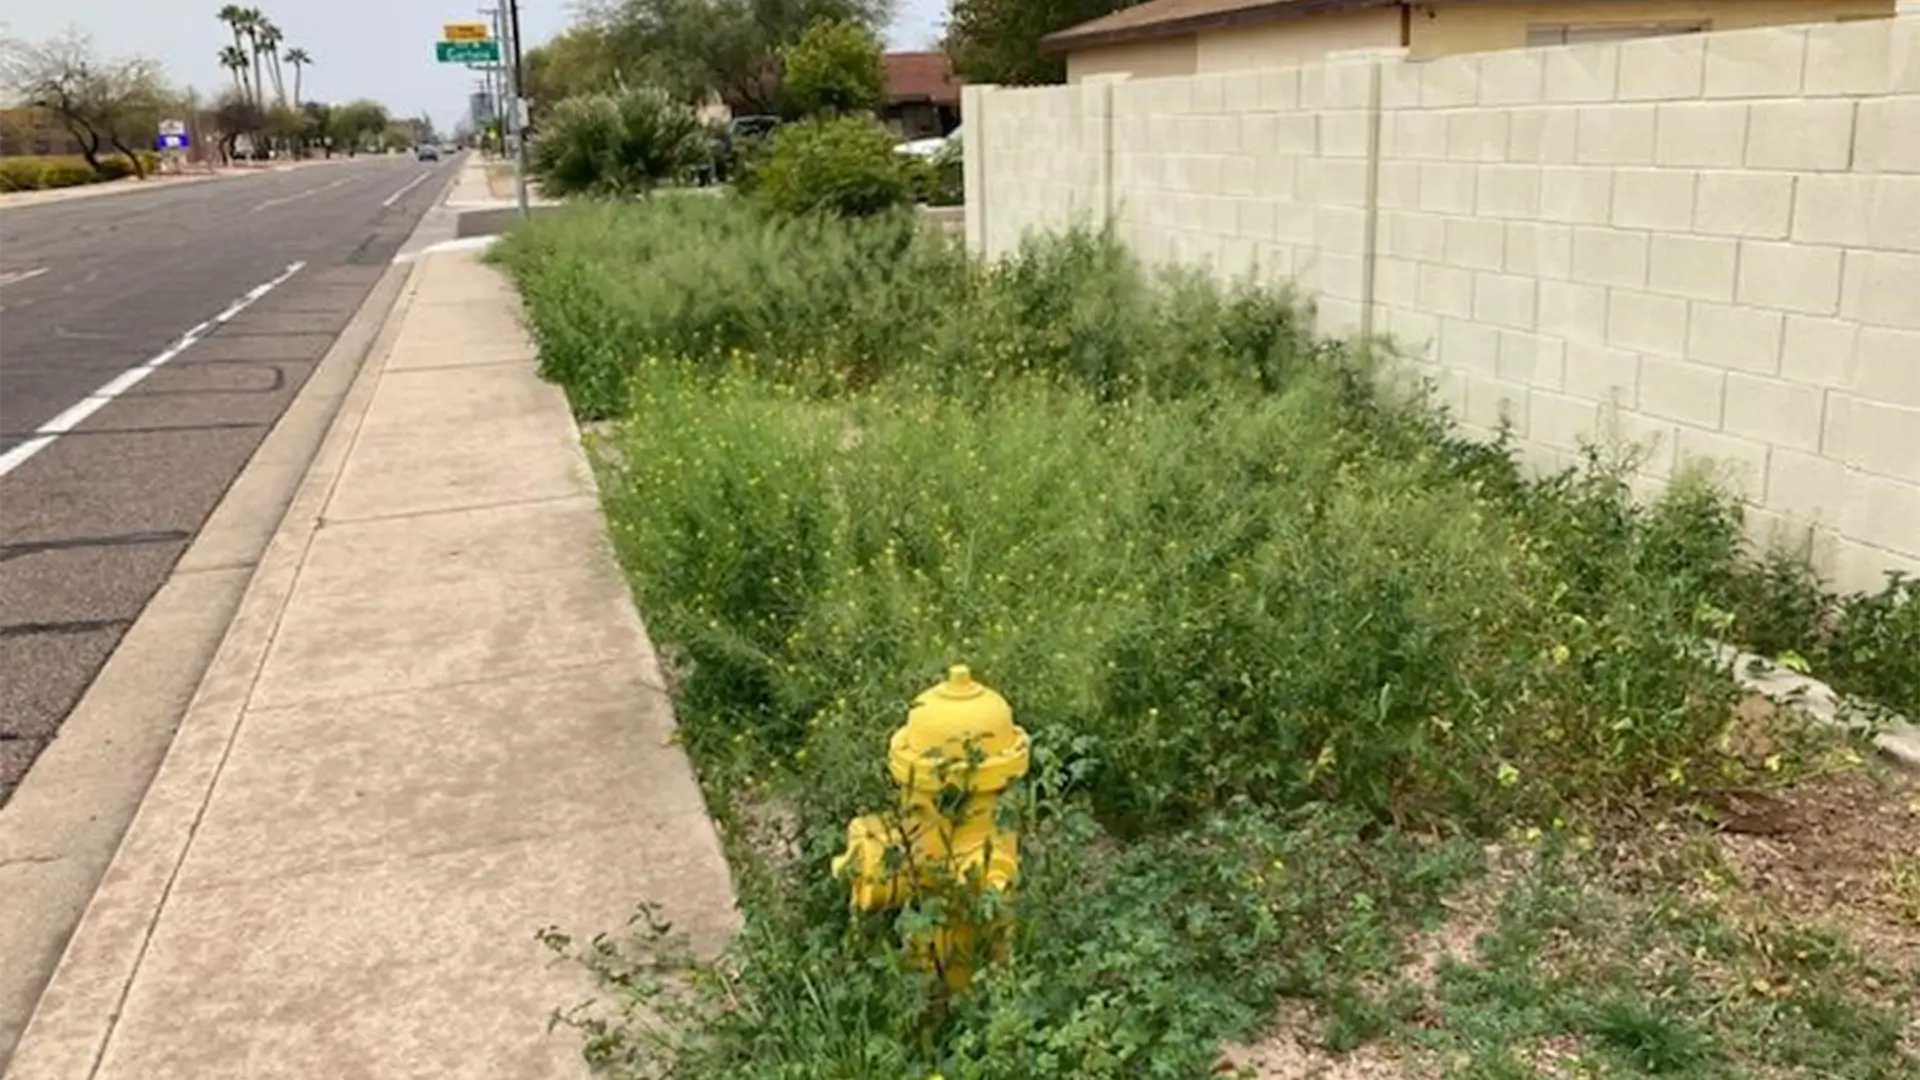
[1217,699,1920,1080]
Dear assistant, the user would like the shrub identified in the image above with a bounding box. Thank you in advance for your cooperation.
[903,144,962,206]
[93,152,155,181]
[0,155,107,191]
[498,199,1798,840]
[527,86,706,197]
[0,158,45,191]
[749,115,911,218]
[781,18,886,117]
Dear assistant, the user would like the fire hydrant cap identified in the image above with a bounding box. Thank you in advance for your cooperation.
[891,665,1030,790]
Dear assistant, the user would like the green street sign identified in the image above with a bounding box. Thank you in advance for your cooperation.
[436,39,500,63]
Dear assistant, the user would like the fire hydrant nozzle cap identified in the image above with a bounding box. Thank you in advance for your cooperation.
[938,665,982,699]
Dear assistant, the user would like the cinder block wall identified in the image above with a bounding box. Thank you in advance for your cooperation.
[962,15,1920,591]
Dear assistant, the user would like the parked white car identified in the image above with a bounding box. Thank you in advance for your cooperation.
[894,124,962,160]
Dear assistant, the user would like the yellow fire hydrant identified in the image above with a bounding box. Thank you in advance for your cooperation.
[831,665,1030,990]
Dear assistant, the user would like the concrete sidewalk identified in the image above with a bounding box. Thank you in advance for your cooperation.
[3,250,736,1079]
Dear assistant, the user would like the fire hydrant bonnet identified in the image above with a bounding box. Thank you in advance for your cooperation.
[889,665,1029,792]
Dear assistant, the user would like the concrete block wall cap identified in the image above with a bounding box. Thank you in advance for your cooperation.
[1711,640,1920,771]
[1880,723,1920,769]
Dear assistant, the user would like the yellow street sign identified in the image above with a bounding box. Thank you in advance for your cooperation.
[443,21,491,41]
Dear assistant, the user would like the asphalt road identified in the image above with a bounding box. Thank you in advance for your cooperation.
[0,155,456,803]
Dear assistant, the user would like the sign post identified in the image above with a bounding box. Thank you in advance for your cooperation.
[437,10,526,215]
[155,119,191,171]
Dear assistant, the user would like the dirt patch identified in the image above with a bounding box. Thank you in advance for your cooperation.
[1671,696,1920,970]
[1401,844,1531,995]
[1216,1001,1428,1080]
[1708,764,1920,967]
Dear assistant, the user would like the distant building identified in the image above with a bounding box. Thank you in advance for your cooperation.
[882,52,964,140]
[0,107,87,157]
[1042,0,1896,82]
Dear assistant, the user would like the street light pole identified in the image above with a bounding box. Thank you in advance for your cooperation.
[506,0,530,217]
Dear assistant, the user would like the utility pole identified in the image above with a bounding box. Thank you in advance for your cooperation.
[505,0,529,216]
[480,6,507,156]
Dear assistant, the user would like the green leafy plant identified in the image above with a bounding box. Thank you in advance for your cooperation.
[0,151,152,191]
[528,86,707,198]
[748,115,911,218]
[780,18,886,117]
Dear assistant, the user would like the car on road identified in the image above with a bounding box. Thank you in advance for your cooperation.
[415,144,440,162]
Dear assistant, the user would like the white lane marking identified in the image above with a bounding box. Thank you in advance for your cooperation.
[0,261,305,479]
[381,171,433,208]
[0,267,49,288]
[249,176,355,213]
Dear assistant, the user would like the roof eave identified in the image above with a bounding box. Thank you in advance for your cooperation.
[1039,0,1397,55]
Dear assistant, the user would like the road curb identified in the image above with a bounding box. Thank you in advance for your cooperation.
[0,261,417,1074]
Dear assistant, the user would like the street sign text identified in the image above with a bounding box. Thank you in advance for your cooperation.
[443,21,491,41]
[435,39,501,63]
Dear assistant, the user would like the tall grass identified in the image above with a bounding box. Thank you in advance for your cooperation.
[494,199,1913,1078]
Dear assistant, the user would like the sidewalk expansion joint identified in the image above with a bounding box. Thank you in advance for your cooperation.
[388,358,537,373]
[319,491,597,528]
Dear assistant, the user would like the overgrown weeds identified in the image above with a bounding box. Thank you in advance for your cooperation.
[497,199,1918,1078]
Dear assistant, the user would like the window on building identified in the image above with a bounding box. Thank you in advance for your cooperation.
[1525,23,1707,47]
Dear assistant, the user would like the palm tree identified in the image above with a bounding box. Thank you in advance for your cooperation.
[284,47,310,106]
[236,7,266,107]
[218,44,251,99]
[256,19,287,104]
[216,5,253,102]
[217,4,247,51]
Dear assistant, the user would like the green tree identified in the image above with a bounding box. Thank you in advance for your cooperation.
[264,100,304,152]
[522,23,652,117]
[578,0,892,116]
[781,18,884,117]
[0,30,171,177]
[946,0,1145,85]
[330,98,389,154]
[299,98,331,154]
[212,86,264,161]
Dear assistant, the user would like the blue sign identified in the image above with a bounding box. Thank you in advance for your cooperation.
[156,133,191,150]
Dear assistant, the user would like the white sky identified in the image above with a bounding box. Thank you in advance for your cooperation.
[3,0,949,131]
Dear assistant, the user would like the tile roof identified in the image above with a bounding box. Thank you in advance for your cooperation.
[884,52,964,105]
